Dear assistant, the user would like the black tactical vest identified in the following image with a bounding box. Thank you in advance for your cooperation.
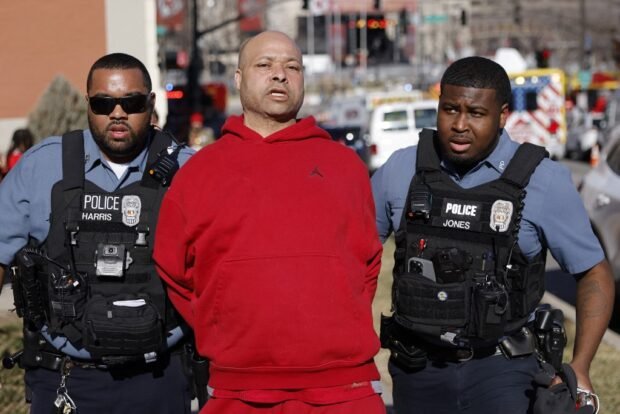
[393,129,548,347]
[39,129,183,361]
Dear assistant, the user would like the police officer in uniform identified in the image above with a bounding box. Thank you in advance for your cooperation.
[371,56,614,413]
[0,53,194,413]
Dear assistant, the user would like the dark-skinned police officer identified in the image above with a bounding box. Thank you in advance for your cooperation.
[0,53,194,414]
[371,56,614,413]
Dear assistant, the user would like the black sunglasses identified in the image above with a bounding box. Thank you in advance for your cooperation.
[88,93,152,115]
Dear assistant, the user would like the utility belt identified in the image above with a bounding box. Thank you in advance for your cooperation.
[21,350,175,373]
[381,314,538,370]
[381,305,566,371]
[8,327,184,372]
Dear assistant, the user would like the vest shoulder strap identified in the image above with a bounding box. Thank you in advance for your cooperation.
[61,130,85,190]
[500,143,548,189]
[415,129,441,174]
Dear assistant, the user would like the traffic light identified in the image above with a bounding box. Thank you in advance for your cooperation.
[302,0,309,10]
[536,49,551,68]
[162,50,189,70]
[373,0,381,9]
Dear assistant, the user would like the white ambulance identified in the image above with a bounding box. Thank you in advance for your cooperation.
[505,68,567,159]
[368,99,438,171]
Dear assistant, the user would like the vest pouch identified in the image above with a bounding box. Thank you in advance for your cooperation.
[394,272,471,332]
[82,295,163,358]
[47,271,87,324]
[472,282,508,340]
[507,259,546,319]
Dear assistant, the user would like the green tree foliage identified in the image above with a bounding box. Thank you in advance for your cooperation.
[27,76,87,143]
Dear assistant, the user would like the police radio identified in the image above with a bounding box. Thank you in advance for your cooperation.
[408,182,433,221]
[148,144,182,187]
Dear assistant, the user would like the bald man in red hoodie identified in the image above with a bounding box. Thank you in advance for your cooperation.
[154,31,385,414]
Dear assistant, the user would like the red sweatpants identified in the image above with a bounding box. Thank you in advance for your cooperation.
[200,394,386,414]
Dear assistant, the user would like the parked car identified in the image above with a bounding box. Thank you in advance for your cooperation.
[565,107,601,161]
[367,99,438,171]
[579,132,620,331]
[320,124,370,168]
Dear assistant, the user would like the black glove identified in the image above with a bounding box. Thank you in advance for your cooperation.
[533,362,595,414]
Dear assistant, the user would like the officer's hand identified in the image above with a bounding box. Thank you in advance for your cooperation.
[549,374,562,386]
[548,363,594,393]
[569,362,595,394]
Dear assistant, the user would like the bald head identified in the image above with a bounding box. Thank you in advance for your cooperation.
[237,31,302,70]
[234,30,305,137]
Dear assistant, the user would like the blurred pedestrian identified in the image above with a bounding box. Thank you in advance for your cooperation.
[154,31,385,414]
[188,112,212,150]
[2,128,34,175]
[0,52,194,413]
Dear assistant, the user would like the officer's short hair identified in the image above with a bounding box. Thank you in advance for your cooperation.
[86,53,152,93]
[440,56,512,106]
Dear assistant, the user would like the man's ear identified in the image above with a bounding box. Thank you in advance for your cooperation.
[234,69,242,91]
[499,103,509,129]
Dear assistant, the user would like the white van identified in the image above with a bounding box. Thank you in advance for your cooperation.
[368,99,438,171]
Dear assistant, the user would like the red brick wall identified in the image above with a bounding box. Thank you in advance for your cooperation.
[0,0,107,118]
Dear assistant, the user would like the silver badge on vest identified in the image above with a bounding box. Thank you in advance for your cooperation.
[490,200,513,232]
[122,195,142,227]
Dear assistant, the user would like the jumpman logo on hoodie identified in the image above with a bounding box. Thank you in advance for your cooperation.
[310,166,324,178]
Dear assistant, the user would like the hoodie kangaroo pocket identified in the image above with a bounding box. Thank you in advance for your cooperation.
[209,254,367,368]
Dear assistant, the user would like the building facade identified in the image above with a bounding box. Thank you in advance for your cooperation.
[0,0,162,149]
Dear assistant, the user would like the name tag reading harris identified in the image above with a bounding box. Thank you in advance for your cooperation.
[81,193,142,227]
[437,198,483,230]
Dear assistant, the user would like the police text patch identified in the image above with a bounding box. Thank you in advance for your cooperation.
[441,199,482,220]
[438,199,483,231]
[81,193,142,226]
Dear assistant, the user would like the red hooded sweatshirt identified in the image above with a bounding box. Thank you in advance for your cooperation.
[154,115,382,393]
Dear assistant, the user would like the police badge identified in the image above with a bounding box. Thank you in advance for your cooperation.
[121,195,142,227]
[490,200,513,232]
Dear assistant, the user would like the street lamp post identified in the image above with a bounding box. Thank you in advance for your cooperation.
[186,0,249,122]
[187,0,203,118]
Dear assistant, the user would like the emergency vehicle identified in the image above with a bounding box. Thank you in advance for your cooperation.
[505,68,567,159]
[367,99,438,171]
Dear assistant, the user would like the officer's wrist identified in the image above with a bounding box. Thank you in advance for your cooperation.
[569,360,592,380]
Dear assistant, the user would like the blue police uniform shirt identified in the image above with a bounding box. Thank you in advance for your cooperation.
[0,128,194,266]
[371,130,604,275]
